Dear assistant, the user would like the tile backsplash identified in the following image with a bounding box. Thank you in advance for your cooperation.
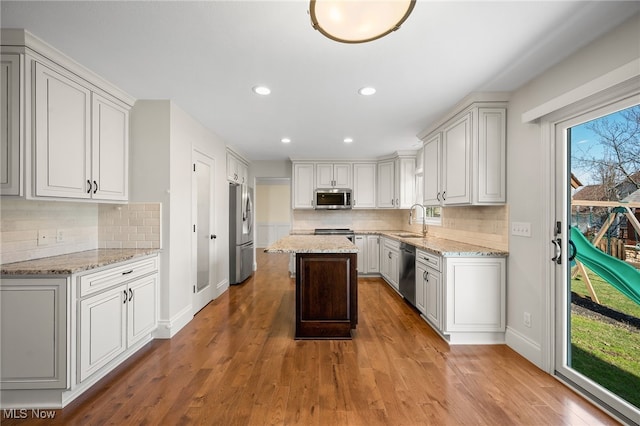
[98,203,161,249]
[0,199,161,264]
[293,205,508,251]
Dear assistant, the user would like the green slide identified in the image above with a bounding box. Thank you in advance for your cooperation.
[571,227,640,306]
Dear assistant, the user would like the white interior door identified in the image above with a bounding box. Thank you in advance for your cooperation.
[553,96,640,424]
[192,150,216,314]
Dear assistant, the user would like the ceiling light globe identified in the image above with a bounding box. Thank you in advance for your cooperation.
[310,0,415,44]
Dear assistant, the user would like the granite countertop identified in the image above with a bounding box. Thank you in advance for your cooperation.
[1,248,160,275]
[290,229,508,257]
[265,235,358,254]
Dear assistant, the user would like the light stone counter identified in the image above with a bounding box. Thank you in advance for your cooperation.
[264,235,358,253]
[289,229,508,257]
[1,249,160,275]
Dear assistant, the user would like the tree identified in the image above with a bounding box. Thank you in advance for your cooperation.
[572,105,640,200]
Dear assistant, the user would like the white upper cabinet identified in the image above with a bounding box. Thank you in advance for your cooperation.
[1,53,20,195]
[376,160,395,208]
[91,94,129,200]
[34,62,92,199]
[442,112,472,205]
[419,95,507,206]
[292,162,315,209]
[34,64,129,201]
[227,149,249,184]
[316,163,351,188]
[2,29,135,201]
[423,133,441,206]
[395,155,415,209]
[352,162,376,208]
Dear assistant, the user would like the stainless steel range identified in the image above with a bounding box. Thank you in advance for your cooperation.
[313,228,355,243]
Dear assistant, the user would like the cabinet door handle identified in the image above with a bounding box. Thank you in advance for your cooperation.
[122,270,133,275]
[388,252,392,259]
[87,180,92,193]
[93,180,98,194]
[128,289,133,302]
[436,192,440,201]
[391,199,394,206]
[123,290,128,304]
[442,191,446,201]
[423,270,428,280]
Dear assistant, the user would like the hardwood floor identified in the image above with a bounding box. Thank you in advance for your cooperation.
[3,251,618,425]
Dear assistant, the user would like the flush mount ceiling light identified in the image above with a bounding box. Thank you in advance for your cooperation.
[343,137,353,143]
[252,85,271,95]
[281,138,291,143]
[358,86,376,96]
[309,0,416,44]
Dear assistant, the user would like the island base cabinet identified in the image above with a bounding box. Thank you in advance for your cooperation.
[295,253,357,339]
[0,278,69,390]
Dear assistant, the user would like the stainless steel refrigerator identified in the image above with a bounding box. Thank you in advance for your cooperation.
[229,183,254,284]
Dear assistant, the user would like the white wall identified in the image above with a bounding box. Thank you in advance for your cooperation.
[130,100,229,338]
[504,13,640,368]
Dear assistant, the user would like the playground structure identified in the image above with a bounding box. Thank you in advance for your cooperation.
[570,200,640,305]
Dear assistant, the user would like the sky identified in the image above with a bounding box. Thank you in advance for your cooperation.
[570,108,633,187]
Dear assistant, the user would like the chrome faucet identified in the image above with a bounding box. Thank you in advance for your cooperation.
[409,203,427,237]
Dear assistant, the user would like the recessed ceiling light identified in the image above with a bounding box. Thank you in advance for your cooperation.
[344,137,353,143]
[252,85,271,95]
[281,138,291,143]
[358,87,376,96]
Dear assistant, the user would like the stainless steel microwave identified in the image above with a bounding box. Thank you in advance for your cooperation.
[314,188,352,210]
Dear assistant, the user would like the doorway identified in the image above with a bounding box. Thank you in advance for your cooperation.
[553,97,640,423]
[192,150,217,314]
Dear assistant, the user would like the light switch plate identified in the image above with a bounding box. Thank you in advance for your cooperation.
[511,222,532,237]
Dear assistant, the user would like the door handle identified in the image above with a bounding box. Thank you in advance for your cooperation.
[551,238,561,264]
[211,234,217,239]
[568,240,577,262]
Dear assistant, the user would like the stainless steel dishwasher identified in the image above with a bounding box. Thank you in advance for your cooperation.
[399,242,416,307]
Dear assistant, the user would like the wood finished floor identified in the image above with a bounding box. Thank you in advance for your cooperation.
[4,251,618,425]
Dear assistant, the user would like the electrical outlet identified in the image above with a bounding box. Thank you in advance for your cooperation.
[37,230,54,246]
[524,312,532,328]
[511,222,532,237]
[56,229,64,243]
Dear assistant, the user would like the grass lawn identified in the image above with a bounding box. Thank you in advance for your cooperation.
[571,267,640,408]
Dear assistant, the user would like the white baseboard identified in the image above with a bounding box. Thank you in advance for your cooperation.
[505,326,543,369]
[155,304,193,339]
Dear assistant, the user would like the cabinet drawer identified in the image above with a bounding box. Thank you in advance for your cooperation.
[78,256,158,297]
[416,249,441,271]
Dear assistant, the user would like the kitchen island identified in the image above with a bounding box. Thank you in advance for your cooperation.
[265,235,358,339]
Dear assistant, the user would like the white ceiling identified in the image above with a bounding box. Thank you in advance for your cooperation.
[1,1,638,161]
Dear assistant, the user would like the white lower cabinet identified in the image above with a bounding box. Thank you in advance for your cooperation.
[416,250,442,330]
[0,278,69,390]
[415,249,506,344]
[78,258,158,383]
[0,254,158,409]
[380,237,400,291]
[366,235,380,273]
[355,234,380,275]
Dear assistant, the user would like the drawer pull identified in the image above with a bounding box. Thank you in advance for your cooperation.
[122,270,134,275]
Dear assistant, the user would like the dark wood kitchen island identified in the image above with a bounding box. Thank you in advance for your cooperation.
[265,235,358,339]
